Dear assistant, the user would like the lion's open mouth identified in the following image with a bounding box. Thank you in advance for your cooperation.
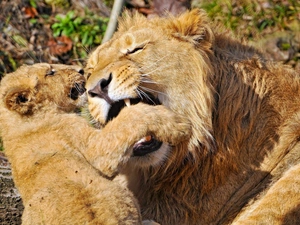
[88,82,163,156]
[70,82,86,100]
[106,93,160,122]
[108,94,162,157]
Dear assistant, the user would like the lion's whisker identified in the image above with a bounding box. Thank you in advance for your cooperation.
[136,88,144,100]
[139,86,167,96]
[137,88,157,105]
[140,78,158,84]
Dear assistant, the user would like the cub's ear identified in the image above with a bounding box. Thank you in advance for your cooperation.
[166,9,214,47]
[4,86,36,115]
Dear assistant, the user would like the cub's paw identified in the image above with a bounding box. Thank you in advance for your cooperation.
[146,105,191,145]
[117,103,191,145]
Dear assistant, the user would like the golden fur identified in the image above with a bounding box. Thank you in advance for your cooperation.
[85,9,300,225]
[0,63,190,225]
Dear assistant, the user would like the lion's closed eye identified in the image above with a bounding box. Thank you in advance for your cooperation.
[126,46,144,55]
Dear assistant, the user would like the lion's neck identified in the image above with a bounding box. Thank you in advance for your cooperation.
[203,44,298,223]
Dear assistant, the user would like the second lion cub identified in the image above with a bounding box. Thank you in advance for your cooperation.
[0,63,190,225]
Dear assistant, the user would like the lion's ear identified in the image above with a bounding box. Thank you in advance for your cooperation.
[167,9,214,47]
[3,86,36,115]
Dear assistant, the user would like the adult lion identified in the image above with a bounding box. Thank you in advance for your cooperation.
[0,63,189,225]
[85,9,300,225]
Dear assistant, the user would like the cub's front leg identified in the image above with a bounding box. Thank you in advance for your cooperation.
[85,103,191,177]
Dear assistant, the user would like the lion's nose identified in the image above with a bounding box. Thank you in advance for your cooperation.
[99,73,112,91]
[88,73,113,104]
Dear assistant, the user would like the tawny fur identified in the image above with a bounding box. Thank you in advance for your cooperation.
[85,9,300,225]
[0,63,190,225]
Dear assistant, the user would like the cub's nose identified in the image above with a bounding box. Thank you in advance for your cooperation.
[78,68,84,75]
[88,73,113,104]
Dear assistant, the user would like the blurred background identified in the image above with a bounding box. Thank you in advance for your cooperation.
[0,0,299,78]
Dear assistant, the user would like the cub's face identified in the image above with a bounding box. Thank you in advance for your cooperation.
[0,63,86,115]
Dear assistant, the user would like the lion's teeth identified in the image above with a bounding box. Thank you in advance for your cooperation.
[124,99,131,107]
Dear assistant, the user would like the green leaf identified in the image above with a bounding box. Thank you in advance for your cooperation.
[87,36,94,45]
[51,23,61,29]
[74,17,83,26]
[53,29,61,37]
[29,18,37,24]
[94,36,101,44]
[67,11,75,19]
[81,31,89,45]
[29,0,37,8]
[61,29,69,36]
[55,15,63,21]
[93,25,100,32]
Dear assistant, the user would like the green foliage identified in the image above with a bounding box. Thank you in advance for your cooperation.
[197,0,300,38]
[51,10,108,46]
[29,0,37,8]
[104,0,114,8]
[44,0,70,8]
[29,18,38,25]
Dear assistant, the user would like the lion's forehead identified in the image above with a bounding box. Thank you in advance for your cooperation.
[116,29,155,50]
[85,27,169,89]
[88,28,161,69]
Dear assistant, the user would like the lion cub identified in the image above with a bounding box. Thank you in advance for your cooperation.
[0,63,190,225]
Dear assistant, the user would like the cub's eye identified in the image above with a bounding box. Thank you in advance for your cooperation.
[46,69,55,76]
[126,46,144,55]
